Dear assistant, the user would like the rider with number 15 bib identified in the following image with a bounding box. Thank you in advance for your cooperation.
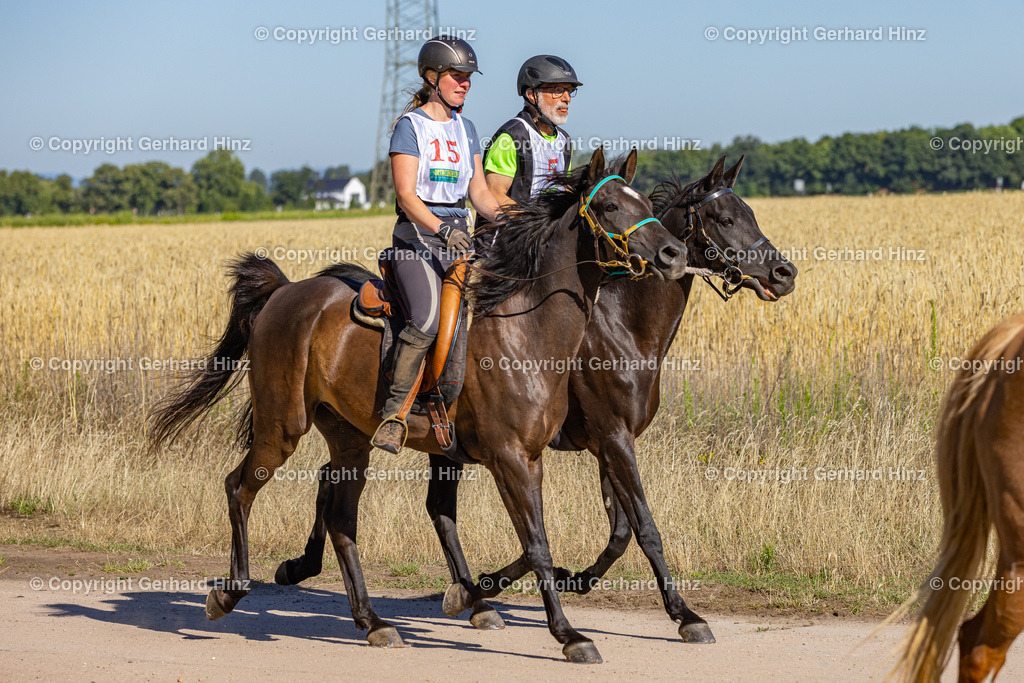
[372,36,504,454]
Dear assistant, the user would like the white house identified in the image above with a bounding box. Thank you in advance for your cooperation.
[309,177,369,210]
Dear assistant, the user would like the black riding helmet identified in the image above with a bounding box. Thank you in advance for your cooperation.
[516,55,581,132]
[418,36,481,78]
[417,36,480,111]
[516,55,582,97]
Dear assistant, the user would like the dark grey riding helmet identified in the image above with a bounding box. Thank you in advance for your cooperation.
[516,55,582,96]
[418,37,481,78]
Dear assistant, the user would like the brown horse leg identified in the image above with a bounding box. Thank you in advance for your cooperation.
[600,432,714,643]
[488,450,602,664]
[206,429,303,620]
[274,462,330,586]
[958,556,1024,681]
[472,464,631,600]
[426,454,505,630]
[317,433,403,646]
[958,506,1024,681]
[958,400,1024,681]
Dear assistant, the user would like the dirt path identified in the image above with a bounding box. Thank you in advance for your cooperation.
[0,547,1015,681]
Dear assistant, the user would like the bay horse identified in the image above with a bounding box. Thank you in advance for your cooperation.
[894,313,1024,681]
[151,148,697,663]
[279,155,797,643]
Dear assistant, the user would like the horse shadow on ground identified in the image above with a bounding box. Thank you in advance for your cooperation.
[43,581,680,658]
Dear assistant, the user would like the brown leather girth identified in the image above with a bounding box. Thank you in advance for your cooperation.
[427,400,453,449]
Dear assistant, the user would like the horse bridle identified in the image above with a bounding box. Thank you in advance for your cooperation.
[578,174,663,280]
[679,187,771,301]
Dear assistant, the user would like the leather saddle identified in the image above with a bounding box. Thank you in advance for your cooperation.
[351,248,470,458]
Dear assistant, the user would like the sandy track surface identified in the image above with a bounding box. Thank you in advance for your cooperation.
[0,579,994,681]
[1,546,1019,681]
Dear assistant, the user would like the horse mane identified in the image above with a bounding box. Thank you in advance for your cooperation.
[470,164,596,316]
[648,175,705,218]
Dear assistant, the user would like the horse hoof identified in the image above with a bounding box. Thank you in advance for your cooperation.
[470,605,506,630]
[563,640,603,664]
[442,582,472,617]
[205,589,232,621]
[679,621,716,643]
[367,626,406,648]
[274,559,319,586]
[274,560,296,585]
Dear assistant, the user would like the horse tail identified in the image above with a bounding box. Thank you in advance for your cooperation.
[150,252,290,449]
[891,313,1024,681]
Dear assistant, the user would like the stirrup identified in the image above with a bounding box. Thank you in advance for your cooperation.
[371,415,409,451]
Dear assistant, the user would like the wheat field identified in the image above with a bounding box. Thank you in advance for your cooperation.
[1,193,1022,600]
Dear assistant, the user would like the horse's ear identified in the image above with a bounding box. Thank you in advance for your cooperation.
[620,148,638,184]
[588,147,606,181]
[702,155,727,191]
[723,155,744,188]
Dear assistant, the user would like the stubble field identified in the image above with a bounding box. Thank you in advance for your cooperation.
[1,192,1021,608]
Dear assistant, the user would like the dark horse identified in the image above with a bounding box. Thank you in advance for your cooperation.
[151,148,700,663]
[444,154,798,621]
[277,155,797,640]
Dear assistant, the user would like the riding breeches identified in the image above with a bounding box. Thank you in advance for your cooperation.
[391,217,468,336]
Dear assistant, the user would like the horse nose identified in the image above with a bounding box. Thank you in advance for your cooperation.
[658,243,685,268]
[771,261,797,283]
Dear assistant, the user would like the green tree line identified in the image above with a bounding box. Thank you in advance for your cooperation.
[0,151,369,217]
[4,117,1022,217]
[632,117,1024,196]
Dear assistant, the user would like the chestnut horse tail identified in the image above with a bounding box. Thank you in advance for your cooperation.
[149,252,290,450]
[892,314,1024,681]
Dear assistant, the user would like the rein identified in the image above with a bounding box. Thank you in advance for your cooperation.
[464,257,610,283]
[464,259,716,283]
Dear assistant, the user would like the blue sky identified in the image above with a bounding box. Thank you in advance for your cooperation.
[2,0,1020,178]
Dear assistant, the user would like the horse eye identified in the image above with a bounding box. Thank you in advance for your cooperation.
[721,217,733,226]
[603,202,617,212]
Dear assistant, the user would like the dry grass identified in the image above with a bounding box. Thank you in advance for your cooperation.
[1,193,1022,599]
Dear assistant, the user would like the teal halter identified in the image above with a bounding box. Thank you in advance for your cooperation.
[579,174,664,279]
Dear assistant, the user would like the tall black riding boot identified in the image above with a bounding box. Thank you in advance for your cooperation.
[371,323,435,453]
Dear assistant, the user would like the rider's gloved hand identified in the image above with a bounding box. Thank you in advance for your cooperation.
[437,221,473,254]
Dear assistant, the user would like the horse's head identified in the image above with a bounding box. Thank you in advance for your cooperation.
[654,155,797,301]
[580,148,688,280]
